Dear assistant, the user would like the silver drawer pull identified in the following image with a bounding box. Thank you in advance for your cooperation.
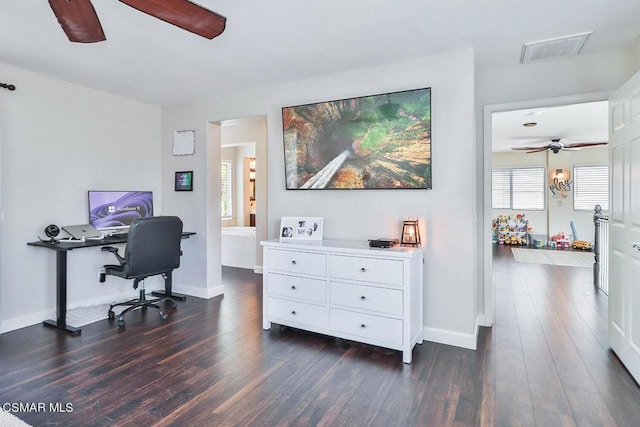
[291,260,297,265]
[291,310,297,315]
[360,267,366,272]
[360,296,366,301]
[291,285,297,290]
[360,324,366,328]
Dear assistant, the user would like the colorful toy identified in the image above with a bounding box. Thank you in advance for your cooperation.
[495,213,529,246]
[572,240,593,250]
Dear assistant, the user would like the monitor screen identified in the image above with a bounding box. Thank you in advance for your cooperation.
[88,191,154,230]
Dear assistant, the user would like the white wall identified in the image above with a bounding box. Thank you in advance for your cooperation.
[162,50,480,348]
[0,63,161,331]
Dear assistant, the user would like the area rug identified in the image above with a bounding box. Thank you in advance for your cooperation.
[511,248,593,268]
[0,410,31,427]
[63,304,111,327]
[63,304,127,328]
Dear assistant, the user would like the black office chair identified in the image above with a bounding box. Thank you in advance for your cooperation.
[99,216,183,327]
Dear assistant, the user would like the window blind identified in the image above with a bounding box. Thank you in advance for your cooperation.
[492,169,511,209]
[491,167,545,210]
[221,160,233,219]
[573,165,609,211]
[512,168,545,210]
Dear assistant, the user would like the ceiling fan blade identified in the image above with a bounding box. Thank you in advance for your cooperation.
[562,141,608,149]
[525,147,551,153]
[48,0,106,43]
[511,146,549,151]
[118,0,226,39]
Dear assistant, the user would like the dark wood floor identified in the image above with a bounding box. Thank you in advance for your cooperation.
[1,249,639,426]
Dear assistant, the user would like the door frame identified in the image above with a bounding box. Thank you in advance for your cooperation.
[481,91,611,326]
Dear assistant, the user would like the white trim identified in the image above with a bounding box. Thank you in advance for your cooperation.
[422,325,478,350]
[1,309,53,333]
[0,281,196,333]
[253,265,263,274]
[477,313,491,327]
[481,91,612,329]
[173,283,223,299]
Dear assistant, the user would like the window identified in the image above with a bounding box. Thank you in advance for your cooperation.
[573,165,609,211]
[492,167,545,210]
[221,160,232,219]
[491,169,511,209]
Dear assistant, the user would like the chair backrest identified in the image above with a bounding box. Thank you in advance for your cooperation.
[123,216,183,279]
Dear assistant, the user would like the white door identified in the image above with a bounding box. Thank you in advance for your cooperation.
[608,69,640,383]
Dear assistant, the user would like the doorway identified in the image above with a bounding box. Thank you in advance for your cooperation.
[217,116,267,273]
[481,92,611,325]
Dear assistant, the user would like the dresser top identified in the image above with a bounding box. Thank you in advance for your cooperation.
[261,238,424,258]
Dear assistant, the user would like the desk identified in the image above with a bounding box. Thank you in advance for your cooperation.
[27,232,195,335]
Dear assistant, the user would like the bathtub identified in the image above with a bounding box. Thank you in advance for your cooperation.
[221,227,256,269]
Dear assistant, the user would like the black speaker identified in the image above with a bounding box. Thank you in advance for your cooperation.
[368,238,399,248]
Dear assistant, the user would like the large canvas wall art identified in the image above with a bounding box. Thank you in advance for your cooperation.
[282,87,431,190]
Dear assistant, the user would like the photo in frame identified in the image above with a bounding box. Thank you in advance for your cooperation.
[175,171,193,191]
[280,217,323,241]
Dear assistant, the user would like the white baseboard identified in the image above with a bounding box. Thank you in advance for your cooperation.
[1,309,54,333]
[253,265,263,274]
[1,283,171,334]
[222,261,255,270]
[173,283,223,299]
[422,325,478,350]
[477,313,493,328]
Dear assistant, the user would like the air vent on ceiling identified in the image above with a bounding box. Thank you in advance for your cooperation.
[520,31,592,64]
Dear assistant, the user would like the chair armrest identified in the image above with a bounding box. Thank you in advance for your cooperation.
[101,246,125,264]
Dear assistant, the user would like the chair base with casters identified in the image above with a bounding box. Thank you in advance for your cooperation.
[105,277,177,327]
[99,216,185,328]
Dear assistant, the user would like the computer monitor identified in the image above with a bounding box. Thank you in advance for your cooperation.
[88,191,154,231]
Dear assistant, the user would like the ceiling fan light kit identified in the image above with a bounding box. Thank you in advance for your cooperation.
[48,0,226,43]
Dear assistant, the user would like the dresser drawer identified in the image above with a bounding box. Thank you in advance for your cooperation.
[330,308,402,346]
[329,255,403,286]
[330,282,403,316]
[266,249,326,277]
[267,273,326,303]
[267,297,328,330]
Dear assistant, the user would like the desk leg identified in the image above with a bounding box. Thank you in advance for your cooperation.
[42,250,81,336]
[152,271,186,301]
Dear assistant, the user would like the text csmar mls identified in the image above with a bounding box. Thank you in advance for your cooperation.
[2,402,73,413]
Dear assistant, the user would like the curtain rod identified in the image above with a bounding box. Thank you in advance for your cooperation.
[1,82,16,91]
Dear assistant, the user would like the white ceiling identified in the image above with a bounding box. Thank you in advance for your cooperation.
[492,101,609,153]
[1,1,640,107]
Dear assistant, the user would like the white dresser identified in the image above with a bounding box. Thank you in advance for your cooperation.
[261,239,424,363]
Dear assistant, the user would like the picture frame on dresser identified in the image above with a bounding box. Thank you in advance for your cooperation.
[279,216,323,241]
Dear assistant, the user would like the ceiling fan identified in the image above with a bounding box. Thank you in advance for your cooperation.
[48,0,226,43]
[511,138,608,154]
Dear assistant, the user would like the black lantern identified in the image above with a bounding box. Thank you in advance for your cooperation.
[401,218,421,247]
